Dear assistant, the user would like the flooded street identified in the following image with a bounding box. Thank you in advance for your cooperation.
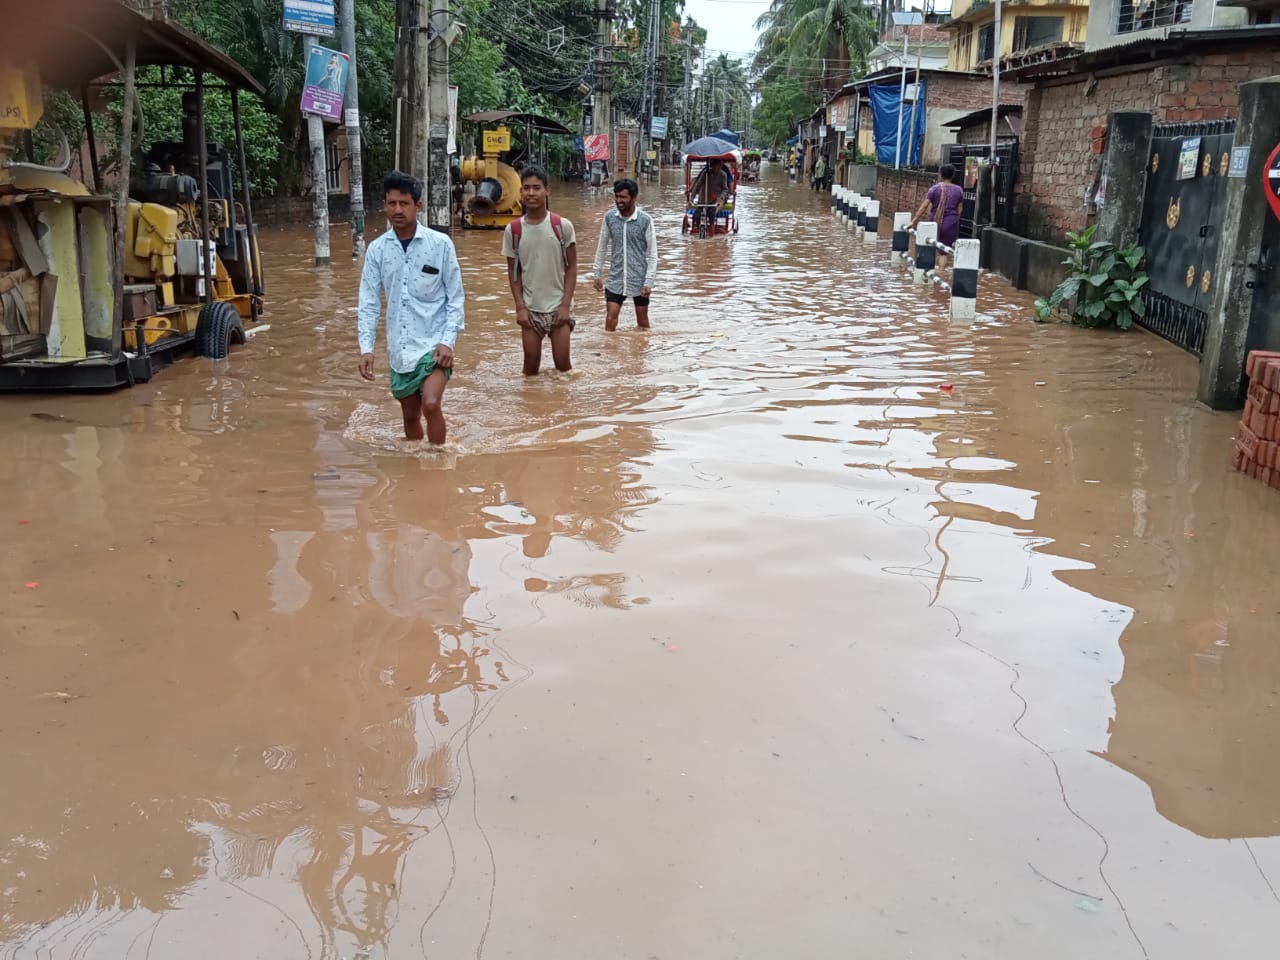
[4,164,1280,958]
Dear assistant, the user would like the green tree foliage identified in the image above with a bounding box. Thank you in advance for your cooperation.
[754,0,876,89]
[695,53,751,140]
[126,68,282,194]
[94,0,715,191]
[751,77,816,148]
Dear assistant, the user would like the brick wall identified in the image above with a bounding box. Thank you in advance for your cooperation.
[958,121,992,145]
[1017,49,1280,242]
[874,167,938,223]
[926,73,1026,111]
[252,193,353,228]
[880,23,951,44]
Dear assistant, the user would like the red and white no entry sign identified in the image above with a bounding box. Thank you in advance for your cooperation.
[1266,142,1280,222]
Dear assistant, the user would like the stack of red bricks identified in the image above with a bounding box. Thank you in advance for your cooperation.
[1234,350,1280,487]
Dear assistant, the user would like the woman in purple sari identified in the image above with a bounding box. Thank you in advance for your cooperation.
[909,163,964,266]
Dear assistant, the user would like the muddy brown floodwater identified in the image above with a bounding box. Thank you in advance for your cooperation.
[4,165,1280,959]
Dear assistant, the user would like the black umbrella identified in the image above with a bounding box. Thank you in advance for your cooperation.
[681,136,739,159]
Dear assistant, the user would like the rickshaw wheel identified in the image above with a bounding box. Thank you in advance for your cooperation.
[681,217,689,235]
[732,218,739,234]
[698,220,707,239]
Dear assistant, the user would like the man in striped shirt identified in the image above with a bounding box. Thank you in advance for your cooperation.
[591,178,658,332]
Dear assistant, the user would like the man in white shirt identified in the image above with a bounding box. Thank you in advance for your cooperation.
[358,171,465,443]
[591,178,657,331]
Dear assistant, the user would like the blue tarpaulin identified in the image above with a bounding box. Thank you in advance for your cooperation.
[869,83,926,165]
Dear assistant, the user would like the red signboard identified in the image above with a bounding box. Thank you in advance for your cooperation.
[1266,142,1280,223]
[584,134,610,163]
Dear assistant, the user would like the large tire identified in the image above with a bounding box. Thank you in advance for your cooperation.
[195,301,245,359]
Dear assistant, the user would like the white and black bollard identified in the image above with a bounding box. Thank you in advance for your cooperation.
[913,222,937,283]
[950,238,980,322]
[861,200,879,243]
[831,185,840,215]
[892,212,911,261]
[846,194,860,232]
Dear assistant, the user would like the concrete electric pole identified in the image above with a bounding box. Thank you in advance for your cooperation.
[393,0,415,170]
[592,0,614,158]
[340,0,365,258]
[305,35,331,266]
[427,0,451,233]
[411,0,431,191]
[990,0,1003,225]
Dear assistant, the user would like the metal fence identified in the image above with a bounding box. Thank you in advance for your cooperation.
[945,140,1019,239]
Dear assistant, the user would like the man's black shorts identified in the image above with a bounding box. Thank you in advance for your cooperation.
[605,289,650,307]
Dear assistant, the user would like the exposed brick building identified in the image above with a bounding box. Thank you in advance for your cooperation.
[1011,25,1280,240]
[943,104,1025,147]
[853,67,1026,167]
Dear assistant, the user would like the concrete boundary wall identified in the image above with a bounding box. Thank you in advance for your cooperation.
[980,226,1072,301]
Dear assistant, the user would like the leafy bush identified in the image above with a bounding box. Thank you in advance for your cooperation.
[1034,224,1149,329]
[838,145,875,165]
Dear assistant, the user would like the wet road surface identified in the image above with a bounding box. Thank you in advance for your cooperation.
[3,165,1280,958]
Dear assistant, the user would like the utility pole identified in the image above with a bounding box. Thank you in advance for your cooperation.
[683,38,692,145]
[393,0,415,170]
[340,0,365,258]
[640,0,659,175]
[701,51,709,136]
[411,0,430,191]
[305,36,331,265]
[893,23,908,169]
[907,5,925,166]
[592,0,614,164]
[426,0,450,232]
[989,0,1003,225]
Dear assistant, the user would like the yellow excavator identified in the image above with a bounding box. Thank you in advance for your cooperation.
[458,111,574,230]
[0,1,265,389]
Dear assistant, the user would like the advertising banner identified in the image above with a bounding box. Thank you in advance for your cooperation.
[300,45,349,122]
[584,134,610,163]
[284,0,335,37]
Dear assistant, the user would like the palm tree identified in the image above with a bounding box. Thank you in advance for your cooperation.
[754,0,878,94]
[700,53,750,136]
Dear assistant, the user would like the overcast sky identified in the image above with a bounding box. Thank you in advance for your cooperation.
[682,0,768,64]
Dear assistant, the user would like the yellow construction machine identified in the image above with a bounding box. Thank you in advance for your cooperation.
[0,1,266,389]
[459,111,573,230]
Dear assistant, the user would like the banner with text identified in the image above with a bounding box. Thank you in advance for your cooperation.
[300,45,349,123]
[584,134,610,163]
[284,0,335,36]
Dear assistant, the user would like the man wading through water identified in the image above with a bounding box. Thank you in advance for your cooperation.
[503,165,578,375]
[358,171,465,443]
[591,178,657,331]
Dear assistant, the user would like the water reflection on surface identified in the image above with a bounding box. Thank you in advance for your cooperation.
[3,163,1280,958]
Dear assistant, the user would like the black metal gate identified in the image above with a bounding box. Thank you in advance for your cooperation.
[945,141,1019,238]
[1137,119,1234,356]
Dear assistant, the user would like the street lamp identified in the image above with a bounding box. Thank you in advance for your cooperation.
[891,9,923,170]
